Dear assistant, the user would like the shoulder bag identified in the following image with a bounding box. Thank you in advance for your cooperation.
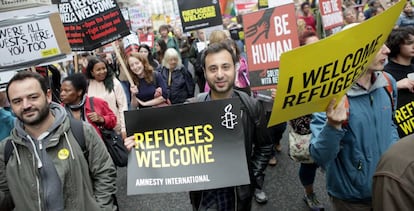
[288,115,314,164]
[89,97,128,167]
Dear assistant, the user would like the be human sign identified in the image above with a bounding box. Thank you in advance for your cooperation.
[242,3,299,91]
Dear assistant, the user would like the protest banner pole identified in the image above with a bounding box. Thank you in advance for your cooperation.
[73,52,79,73]
[111,42,133,84]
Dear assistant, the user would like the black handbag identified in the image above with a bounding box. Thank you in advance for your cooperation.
[89,97,128,167]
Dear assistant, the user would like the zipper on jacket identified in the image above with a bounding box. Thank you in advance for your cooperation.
[357,160,362,170]
[371,93,380,156]
[198,191,204,210]
[35,168,42,211]
[233,187,238,210]
[27,135,43,168]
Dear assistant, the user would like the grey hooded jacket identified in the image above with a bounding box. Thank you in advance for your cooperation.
[0,103,117,211]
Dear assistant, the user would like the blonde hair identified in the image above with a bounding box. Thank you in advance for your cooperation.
[162,48,182,69]
[209,30,228,44]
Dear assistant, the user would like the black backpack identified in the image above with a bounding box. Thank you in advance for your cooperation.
[4,118,86,165]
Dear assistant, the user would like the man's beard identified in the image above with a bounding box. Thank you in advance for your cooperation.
[207,78,235,95]
[19,103,50,126]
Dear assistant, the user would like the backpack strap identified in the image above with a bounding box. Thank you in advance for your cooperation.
[4,139,13,166]
[4,118,87,166]
[196,92,209,101]
[342,72,394,127]
[381,72,394,109]
[234,90,255,123]
[89,97,95,112]
[69,118,87,159]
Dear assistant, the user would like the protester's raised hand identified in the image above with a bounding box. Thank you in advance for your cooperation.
[87,112,104,124]
[397,78,414,93]
[124,135,136,151]
[154,87,162,97]
[326,96,347,130]
[270,88,276,99]
[130,85,139,95]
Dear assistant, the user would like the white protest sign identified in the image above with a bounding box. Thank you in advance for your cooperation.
[1,18,61,67]
[0,6,71,70]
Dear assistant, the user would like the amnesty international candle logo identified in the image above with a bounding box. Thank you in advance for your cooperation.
[125,98,250,195]
[221,104,238,129]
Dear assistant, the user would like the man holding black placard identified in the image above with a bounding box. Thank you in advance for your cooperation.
[188,42,272,210]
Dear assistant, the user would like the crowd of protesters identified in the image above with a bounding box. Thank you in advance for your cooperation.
[0,0,414,210]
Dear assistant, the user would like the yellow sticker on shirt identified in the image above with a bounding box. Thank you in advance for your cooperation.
[58,148,70,160]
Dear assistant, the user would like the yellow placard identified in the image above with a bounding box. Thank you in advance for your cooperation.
[268,0,404,127]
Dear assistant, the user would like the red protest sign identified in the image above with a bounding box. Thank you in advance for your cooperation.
[319,0,344,30]
[53,0,130,51]
[243,3,299,91]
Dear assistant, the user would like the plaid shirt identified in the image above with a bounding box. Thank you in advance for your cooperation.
[200,187,235,211]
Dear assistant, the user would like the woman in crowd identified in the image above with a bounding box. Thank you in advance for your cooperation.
[138,44,160,70]
[209,30,228,44]
[343,7,357,25]
[159,48,195,104]
[85,56,128,138]
[60,73,117,137]
[127,52,169,109]
[153,39,167,64]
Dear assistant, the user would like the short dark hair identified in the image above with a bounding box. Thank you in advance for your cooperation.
[138,44,159,68]
[6,71,48,102]
[158,24,169,33]
[201,42,238,71]
[301,1,310,10]
[386,26,414,58]
[368,0,378,7]
[62,73,88,97]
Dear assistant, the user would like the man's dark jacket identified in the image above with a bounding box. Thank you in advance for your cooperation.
[189,90,272,211]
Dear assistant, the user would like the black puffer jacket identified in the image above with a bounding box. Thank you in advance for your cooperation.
[189,90,273,211]
[159,65,195,104]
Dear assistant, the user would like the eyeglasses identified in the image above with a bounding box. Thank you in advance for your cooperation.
[139,50,149,53]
